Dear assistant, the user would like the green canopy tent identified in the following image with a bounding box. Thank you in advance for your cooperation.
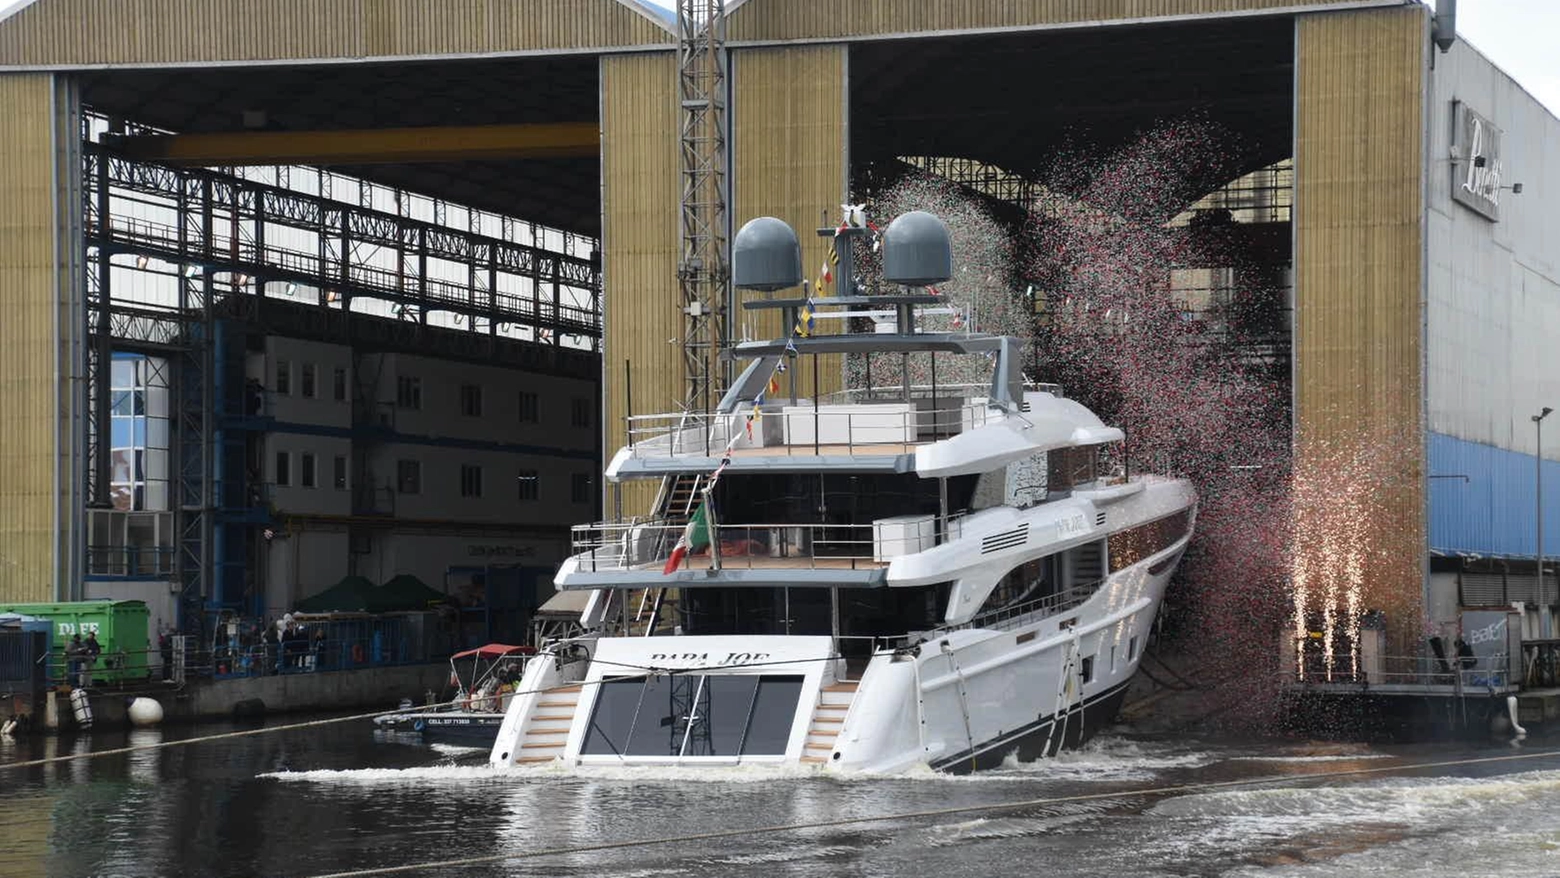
[378,574,447,612]
[293,575,381,614]
[294,574,448,615]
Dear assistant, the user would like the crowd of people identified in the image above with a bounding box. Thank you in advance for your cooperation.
[263,613,327,673]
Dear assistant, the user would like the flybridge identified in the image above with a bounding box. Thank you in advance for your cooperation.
[608,209,1046,479]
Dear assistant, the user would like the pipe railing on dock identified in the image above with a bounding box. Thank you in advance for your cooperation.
[1288,652,1518,689]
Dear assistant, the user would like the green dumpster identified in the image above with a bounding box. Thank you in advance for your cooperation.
[0,600,152,684]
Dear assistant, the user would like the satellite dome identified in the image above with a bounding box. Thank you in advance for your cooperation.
[882,211,953,286]
[732,217,803,292]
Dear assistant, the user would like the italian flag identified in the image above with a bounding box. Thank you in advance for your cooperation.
[662,502,712,574]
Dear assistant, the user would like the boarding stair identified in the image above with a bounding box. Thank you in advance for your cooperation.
[512,684,582,764]
[622,474,704,634]
[801,680,859,764]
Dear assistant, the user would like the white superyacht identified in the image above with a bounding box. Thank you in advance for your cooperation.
[490,208,1196,774]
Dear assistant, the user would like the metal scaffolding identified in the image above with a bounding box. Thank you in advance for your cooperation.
[82,138,603,631]
[898,155,1037,208]
[677,0,730,410]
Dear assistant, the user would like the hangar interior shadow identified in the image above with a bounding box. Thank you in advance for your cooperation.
[78,55,604,237]
[847,16,1297,383]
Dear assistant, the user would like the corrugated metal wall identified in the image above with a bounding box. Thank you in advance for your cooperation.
[0,74,65,603]
[1293,6,1427,635]
[1428,432,1560,560]
[0,0,671,67]
[1424,40,1560,456]
[731,44,846,398]
[727,0,1395,43]
[600,52,679,514]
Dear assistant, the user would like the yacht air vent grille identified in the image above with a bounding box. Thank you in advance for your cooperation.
[981,523,1029,554]
[1021,401,1032,413]
[1095,512,1107,526]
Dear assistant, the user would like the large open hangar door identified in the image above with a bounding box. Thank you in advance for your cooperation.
[61,51,619,639]
[847,17,1299,387]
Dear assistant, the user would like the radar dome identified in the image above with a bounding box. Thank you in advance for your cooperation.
[732,217,803,292]
[882,211,952,286]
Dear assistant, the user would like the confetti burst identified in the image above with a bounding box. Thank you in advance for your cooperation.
[849,119,1419,734]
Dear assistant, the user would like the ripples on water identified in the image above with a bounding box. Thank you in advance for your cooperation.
[2,722,1557,878]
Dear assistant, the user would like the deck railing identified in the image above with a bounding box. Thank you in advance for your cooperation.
[624,399,1001,459]
[571,520,899,572]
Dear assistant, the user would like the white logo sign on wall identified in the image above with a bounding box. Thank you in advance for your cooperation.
[1452,101,1504,222]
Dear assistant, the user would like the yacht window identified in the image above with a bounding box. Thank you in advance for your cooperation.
[1108,510,1192,573]
[741,676,805,755]
[1080,656,1094,683]
[581,674,803,757]
[1128,636,1139,662]
[1047,447,1096,493]
[980,555,1058,617]
[1066,540,1107,586]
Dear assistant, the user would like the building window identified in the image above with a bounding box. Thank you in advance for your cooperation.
[517,469,538,501]
[300,452,317,488]
[460,384,483,417]
[109,353,171,512]
[518,390,539,423]
[397,375,421,410]
[571,397,592,429]
[396,459,421,494]
[275,359,291,396]
[460,464,483,498]
[333,455,348,490]
[571,472,591,504]
[333,367,348,402]
[275,451,291,487]
[301,363,317,399]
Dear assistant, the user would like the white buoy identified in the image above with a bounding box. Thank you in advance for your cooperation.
[128,697,164,728]
[69,688,94,729]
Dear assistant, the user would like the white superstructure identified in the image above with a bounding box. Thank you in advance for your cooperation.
[490,210,1195,773]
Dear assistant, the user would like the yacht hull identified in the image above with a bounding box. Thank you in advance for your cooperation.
[930,680,1130,773]
[490,526,1186,774]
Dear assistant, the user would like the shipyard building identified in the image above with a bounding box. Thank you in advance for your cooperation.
[0,0,1555,662]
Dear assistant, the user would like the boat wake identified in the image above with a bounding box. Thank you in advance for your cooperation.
[1140,768,1560,877]
[986,735,1218,782]
[259,764,507,786]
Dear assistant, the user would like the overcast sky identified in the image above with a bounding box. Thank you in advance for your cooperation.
[1454,0,1560,113]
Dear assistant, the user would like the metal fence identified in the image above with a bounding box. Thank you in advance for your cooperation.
[1522,639,1560,688]
[34,615,439,688]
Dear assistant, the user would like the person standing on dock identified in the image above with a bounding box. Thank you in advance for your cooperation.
[66,634,84,688]
[83,632,102,687]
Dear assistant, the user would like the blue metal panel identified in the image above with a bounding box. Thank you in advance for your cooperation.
[1429,432,1560,558]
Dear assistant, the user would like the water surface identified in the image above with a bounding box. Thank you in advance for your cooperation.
[2,719,1557,878]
